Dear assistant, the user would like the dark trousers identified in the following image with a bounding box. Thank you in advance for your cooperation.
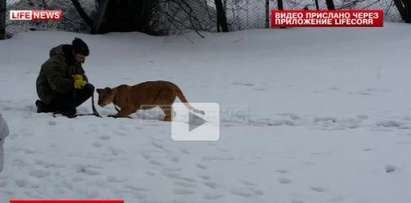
[50,84,95,116]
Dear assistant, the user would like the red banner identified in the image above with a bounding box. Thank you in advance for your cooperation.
[271,10,384,27]
[10,200,124,203]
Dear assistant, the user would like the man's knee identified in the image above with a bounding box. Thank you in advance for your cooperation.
[73,83,94,108]
[85,83,95,92]
[82,83,95,96]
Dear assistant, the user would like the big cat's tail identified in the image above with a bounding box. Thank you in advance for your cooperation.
[174,86,205,115]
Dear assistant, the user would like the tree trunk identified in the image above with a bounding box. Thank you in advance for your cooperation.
[265,0,270,28]
[277,0,285,28]
[70,0,95,33]
[394,0,411,23]
[0,0,5,40]
[314,0,320,10]
[94,0,110,33]
[277,0,284,10]
[215,0,228,32]
[325,0,335,10]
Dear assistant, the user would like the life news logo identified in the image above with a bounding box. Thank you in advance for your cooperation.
[9,10,63,21]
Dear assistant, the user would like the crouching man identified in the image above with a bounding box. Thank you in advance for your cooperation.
[35,38,94,118]
[0,113,8,172]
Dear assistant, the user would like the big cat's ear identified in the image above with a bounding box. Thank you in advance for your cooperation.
[104,87,112,93]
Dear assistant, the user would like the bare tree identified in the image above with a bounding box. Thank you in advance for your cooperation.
[94,0,110,33]
[70,0,95,33]
[215,0,228,32]
[28,0,226,35]
[393,0,411,23]
[325,0,335,10]
[0,0,5,39]
[265,0,269,28]
[277,0,286,28]
[277,0,284,10]
[70,0,161,34]
[314,0,320,10]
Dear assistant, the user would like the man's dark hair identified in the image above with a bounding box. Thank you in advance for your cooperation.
[72,38,89,56]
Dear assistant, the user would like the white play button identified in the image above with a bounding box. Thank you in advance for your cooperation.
[189,112,207,131]
[171,103,220,141]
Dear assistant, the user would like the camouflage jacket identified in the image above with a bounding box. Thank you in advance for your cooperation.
[36,44,88,104]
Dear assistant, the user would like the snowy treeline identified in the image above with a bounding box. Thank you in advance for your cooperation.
[3,0,405,35]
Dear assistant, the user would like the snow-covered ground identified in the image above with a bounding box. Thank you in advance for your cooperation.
[1,23,411,203]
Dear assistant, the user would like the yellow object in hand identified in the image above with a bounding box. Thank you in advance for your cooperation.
[73,74,87,89]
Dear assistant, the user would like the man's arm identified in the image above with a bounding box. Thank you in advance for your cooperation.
[44,61,74,94]
[77,65,88,82]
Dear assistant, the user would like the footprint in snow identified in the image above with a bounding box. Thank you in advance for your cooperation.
[2,106,12,111]
[141,152,151,161]
[180,148,190,154]
[385,165,397,173]
[275,169,289,174]
[174,175,196,183]
[125,185,150,192]
[396,141,411,145]
[310,152,329,156]
[75,165,101,176]
[310,186,325,192]
[278,177,292,184]
[376,120,402,128]
[163,167,182,172]
[230,188,254,198]
[328,196,346,202]
[232,82,255,87]
[199,175,211,180]
[254,88,265,91]
[151,141,167,151]
[93,142,102,148]
[240,180,256,186]
[99,135,111,141]
[314,117,337,123]
[196,163,207,170]
[174,181,197,188]
[357,115,369,120]
[115,129,128,136]
[278,113,301,121]
[29,169,51,178]
[170,157,180,163]
[108,147,122,156]
[0,180,8,187]
[72,176,85,182]
[253,189,264,196]
[48,120,57,126]
[173,188,195,195]
[106,176,128,183]
[302,161,316,166]
[203,193,224,200]
[15,179,28,188]
[145,171,156,176]
[149,160,163,166]
[83,190,100,199]
[204,181,218,189]
[34,160,65,169]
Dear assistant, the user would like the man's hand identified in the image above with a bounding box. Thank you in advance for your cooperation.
[72,74,87,89]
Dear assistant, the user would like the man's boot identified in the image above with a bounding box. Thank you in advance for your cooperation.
[35,100,54,113]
